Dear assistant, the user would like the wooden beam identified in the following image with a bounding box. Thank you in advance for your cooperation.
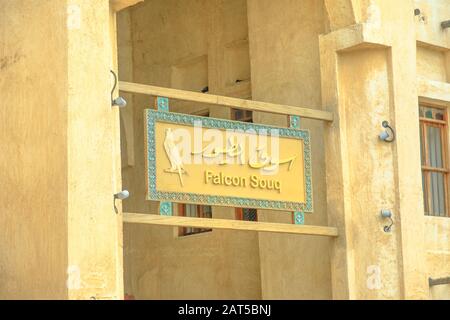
[123,213,339,237]
[429,276,450,287]
[119,81,334,122]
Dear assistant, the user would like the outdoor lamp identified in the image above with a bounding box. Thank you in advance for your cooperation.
[114,190,130,200]
[112,96,127,108]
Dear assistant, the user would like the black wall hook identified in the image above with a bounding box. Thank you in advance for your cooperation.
[110,70,127,108]
[384,216,394,233]
[381,209,394,233]
[379,120,395,143]
[110,70,118,103]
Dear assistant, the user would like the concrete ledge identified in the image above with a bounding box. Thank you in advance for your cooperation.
[418,76,450,103]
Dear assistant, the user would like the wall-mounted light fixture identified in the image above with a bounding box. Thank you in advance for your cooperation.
[113,190,130,214]
[379,120,395,143]
[112,96,127,108]
[381,209,394,233]
[110,70,127,108]
[114,190,130,200]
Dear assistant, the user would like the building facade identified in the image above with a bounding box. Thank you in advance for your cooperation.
[0,0,449,300]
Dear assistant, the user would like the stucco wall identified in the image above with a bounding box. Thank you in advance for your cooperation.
[118,0,450,300]
[0,0,69,299]
[0,0,449,300]
[425,217,450,299]
[246,0,332,299]
[414,0,450,300]
[119,0,261,299]
[66,0,124,300]
[0,0,124,300]
[338,47,403,299]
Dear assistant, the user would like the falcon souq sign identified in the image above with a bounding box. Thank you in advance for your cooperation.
[145,110,313,212]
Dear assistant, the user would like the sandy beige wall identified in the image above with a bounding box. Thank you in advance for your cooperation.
[423,74,450,301]
[119,0,450,300]
[66,0,124,300]
[0,0,68,299]
[414,0,450,300]
[120,0,261,299]
[247,0,332,299]
[425,217,450,299]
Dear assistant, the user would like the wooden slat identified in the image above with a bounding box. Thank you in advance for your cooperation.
[123,213,338,237]
[421,166,449,173]
[419,117,447,125]
[119,81,334,122]
[429,276,450,287]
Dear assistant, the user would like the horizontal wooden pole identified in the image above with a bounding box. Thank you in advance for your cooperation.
[123,213,339,237]
[119,81,334,122]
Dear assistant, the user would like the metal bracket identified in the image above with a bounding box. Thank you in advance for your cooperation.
[379,120,395,143]
[110,70,127,108]
[381,209,394,232]
[114,190,129,214]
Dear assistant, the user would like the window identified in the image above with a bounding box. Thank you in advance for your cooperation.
[178,204,212,236]
[193,109,210,117]
[419,105,449,217]
[232,108,253,123]
[235,208,258,221]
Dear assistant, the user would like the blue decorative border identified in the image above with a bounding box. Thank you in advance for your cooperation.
[145,109,313,213]
[289,115,305,224]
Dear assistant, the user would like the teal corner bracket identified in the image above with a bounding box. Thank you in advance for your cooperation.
[290,115,301,129]
[159,202,173,216]
[156,96,173,216]
[294,211,305,225]
[156,96,169,112]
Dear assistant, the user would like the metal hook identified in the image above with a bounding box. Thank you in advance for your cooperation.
[110,70,118,103]
[110,70,127,108]
[381,209,394,233]
[379,120,395,143]
[383,217,394,233]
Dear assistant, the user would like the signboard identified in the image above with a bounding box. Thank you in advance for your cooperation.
[145,110,313,212]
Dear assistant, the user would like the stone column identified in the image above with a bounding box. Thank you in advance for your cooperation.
[0,0,126,299]
[320,0,429,299]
